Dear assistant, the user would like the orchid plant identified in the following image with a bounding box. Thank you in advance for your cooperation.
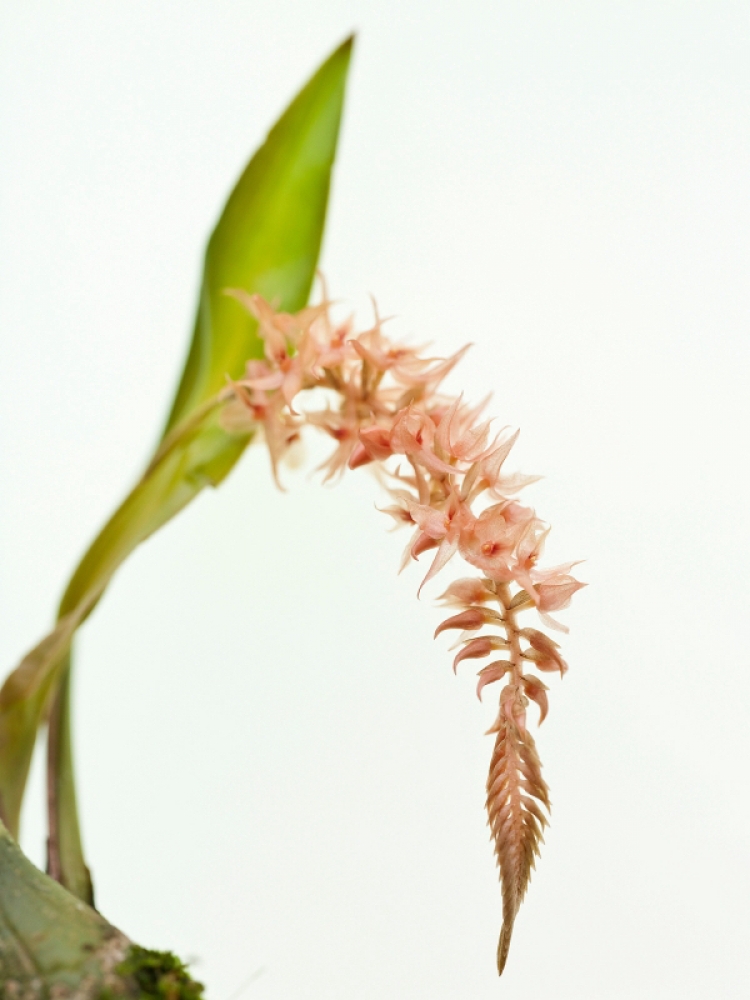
[0,36,581,996]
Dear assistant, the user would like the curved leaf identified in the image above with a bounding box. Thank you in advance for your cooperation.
[0,399,225,834]
[0,38,353,875]
[165,34,354,430]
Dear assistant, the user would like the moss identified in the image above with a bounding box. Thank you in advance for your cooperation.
[100,945,206,1000]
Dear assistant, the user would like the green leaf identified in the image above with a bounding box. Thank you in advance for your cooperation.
[0,614,86,838]
[165,34,354,431]
[0,37,353,866]
[46,650,95,905]
[0,400,226,835]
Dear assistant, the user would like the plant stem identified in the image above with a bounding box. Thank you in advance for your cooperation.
[497,582,522,685]
[46,651,94,905]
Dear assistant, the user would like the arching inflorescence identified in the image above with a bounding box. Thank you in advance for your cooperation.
[221,285,584,975]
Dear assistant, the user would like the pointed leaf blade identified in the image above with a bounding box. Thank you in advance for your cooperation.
[0,38,353,852]
[165,34,353,430]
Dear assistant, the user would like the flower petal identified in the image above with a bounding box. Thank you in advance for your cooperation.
[476,660,513,699]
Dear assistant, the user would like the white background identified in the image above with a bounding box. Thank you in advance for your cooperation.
[1,3,749,998]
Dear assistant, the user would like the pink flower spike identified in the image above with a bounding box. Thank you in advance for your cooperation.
[218,287,582,979]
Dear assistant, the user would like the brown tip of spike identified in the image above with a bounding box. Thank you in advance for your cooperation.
[497,922,513,976]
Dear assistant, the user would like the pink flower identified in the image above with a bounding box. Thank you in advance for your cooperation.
[459,502,534,580]
[520,628,568,676]
[434,606,503,638]
[403,490,475,593]
[389,405,455,476]
[222,371,299,487]
[305,405,362,481]
[347,424,393,469]
[239,335,317,411]
[434,395,497,464]
[477,434,540,500]
[476,660,513,699]
[508,514,549,597]
[352,322,470,387]
[521,674,550,724]
[453,635,509,673]
[437,577,498,606]
[532,564,586,611]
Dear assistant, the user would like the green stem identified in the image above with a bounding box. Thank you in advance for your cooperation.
[46,652,94,906]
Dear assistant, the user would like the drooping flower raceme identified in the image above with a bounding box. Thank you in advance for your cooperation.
[220,287,584,976]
